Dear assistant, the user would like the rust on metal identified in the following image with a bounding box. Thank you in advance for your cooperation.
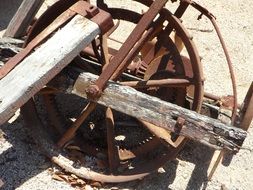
[188,0,238,123]
[235,82,253,131]
[57,102,97,147]
[1,0,251,184]
[120,78,192,89]
[105,108,120,174]
[70,1,114,34]
[85,84,101,100]
[171,117,185,142]
[93,0,168,90]
[0,1,113,79]
[0,9,76,79]
[140,120,185,148]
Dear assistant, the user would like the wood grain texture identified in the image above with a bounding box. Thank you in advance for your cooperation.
[0,37,24,47]
[0,37,23,56]
[0,15,100,125]
[51,71,247,151]
[4,0,44,38]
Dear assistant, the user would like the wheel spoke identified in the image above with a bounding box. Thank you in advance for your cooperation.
[106,108,120,174]
[120,78,192,89]
[139,120,185,148]
[57,102,97,147]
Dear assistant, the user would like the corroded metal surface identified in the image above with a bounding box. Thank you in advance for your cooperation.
[0,0,113,79]
[0,0,249,184]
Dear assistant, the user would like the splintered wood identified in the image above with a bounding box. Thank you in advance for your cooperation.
[47,71,247,151]
[0,15,100,125]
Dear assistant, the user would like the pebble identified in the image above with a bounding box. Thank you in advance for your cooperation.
[0,178,4,188]
[0,1,253,190]
[158,167,166,174]
[182,173,189,179]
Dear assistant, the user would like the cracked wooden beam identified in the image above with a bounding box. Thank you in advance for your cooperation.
[48,70,247,151]
[0,15,100,125]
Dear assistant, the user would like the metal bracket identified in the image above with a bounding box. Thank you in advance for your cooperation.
[0,1,114,79]
[70,1,114,35]
[170,117,186,145]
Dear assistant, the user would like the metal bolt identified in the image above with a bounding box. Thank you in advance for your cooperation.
[85,84,101,99]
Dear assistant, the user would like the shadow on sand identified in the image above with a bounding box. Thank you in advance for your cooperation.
[110,141,215,190]
[0,115,51,190]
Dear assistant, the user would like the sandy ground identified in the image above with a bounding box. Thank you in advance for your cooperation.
[0,0,253,189]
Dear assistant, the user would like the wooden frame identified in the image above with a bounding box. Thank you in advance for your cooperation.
[4,0,44,38]
[0,15,100,124]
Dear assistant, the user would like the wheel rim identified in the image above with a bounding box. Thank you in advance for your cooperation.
[21,0,204,183]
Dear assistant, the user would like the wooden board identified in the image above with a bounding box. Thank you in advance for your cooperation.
[4,0,44,38]
[0,15,100,125]
[49,71,247,151]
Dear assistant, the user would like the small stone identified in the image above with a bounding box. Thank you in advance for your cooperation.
[182,173,188,179]
[115,135,126,141]
[85,184,93,190]
[70,174,78,179]
[158,167,166,174]
[0,179,4,188]
[221,184,228,190]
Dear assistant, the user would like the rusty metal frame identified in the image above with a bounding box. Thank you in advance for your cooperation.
[0,1,113,80]
[3,0,248,184]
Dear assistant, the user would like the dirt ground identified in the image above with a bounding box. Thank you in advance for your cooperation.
[0,0,253,189]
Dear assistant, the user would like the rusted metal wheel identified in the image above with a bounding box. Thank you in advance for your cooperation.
[21,0,204,183]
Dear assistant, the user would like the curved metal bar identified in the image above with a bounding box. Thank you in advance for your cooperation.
[120,78,192,88]
[21,99,182,183]
[210,18,238,123]
[162,9,205,112]
[189,1,238,123]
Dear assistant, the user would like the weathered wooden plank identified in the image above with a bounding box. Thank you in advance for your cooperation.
[0,37,24,57]
[3,0,44,38]
[50,71,247,151]
[0,37,24,47]
[0,37,24,68]
[0,15,100,125]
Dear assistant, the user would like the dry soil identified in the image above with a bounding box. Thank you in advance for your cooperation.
[0,0,253,190]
